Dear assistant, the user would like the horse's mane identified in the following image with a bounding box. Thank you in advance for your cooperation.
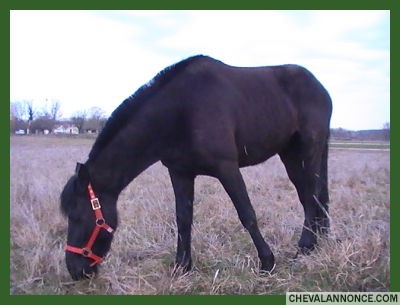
[88,55,210,160]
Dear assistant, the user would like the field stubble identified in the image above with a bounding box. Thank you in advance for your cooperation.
[10,136,390,294]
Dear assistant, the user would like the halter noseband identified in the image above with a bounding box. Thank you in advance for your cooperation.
[65,183,114,267]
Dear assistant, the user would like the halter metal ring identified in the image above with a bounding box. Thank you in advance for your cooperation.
[96,218,105,226]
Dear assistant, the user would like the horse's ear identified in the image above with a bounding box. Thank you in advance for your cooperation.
[75,162,90,185]
[75,162,83,174]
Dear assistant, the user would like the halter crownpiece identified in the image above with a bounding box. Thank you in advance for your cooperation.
[65,183,114,267]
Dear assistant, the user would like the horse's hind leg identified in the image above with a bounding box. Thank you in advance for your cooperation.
[168,169,195,273]
[216,161,275,272]
[315,142,330,235]
[279,135,327,253]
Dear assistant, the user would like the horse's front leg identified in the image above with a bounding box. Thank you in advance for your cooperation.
[168,169,195,273]
[216,161,275,273]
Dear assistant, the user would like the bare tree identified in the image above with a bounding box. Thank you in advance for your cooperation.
[30,114,55,134]
[87,106,106,120]
[10,102,26,120]
[26,100,34,134]
[10,101,35,134]
[50,100,62,121]
[84,107,107,133]
[71,111,87,134]
[10,102,28,133]
[382,122,390,141]
[26,100,34,121]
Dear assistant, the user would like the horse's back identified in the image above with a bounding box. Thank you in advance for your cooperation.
[178,59,331,131]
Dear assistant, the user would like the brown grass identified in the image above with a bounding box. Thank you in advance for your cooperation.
[10,136,390,294]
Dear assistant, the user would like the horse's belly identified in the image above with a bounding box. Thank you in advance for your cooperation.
[237,144,280,167]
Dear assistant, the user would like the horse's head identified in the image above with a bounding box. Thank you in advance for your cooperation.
[60,163,118,280]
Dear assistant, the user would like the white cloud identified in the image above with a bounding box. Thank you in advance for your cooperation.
[10,10,169,115]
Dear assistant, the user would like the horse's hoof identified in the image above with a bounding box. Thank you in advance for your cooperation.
[260,263,276,276]
[172,260,192,276]
[260,253,275,274]
[298,243,315,256]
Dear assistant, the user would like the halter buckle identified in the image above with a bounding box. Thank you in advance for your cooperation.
[82,248,92,257]
[90,198,101,210]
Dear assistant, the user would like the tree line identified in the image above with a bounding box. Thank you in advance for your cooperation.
[10,100,108,134]
[330,124,390,141]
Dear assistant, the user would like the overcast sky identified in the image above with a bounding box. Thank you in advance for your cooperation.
[10,10,389,130]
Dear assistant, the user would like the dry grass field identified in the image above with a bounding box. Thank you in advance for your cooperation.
[10,135,390,294]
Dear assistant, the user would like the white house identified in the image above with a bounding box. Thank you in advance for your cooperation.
[53,124,79,134]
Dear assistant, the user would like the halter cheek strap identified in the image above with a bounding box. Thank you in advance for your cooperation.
[65,183,114,267]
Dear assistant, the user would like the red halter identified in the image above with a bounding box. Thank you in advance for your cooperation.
[65,183,114,267]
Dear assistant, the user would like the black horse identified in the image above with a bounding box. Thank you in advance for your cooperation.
[61,55,332,280]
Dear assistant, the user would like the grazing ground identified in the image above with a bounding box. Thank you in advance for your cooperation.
[10,136,390,294]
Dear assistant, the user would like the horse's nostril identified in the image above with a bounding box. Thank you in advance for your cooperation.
[83,264,98,279]
[66,255,98,281]
[69,268,96,281]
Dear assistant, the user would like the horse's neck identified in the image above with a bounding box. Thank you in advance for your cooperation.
[87,123,162,195]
